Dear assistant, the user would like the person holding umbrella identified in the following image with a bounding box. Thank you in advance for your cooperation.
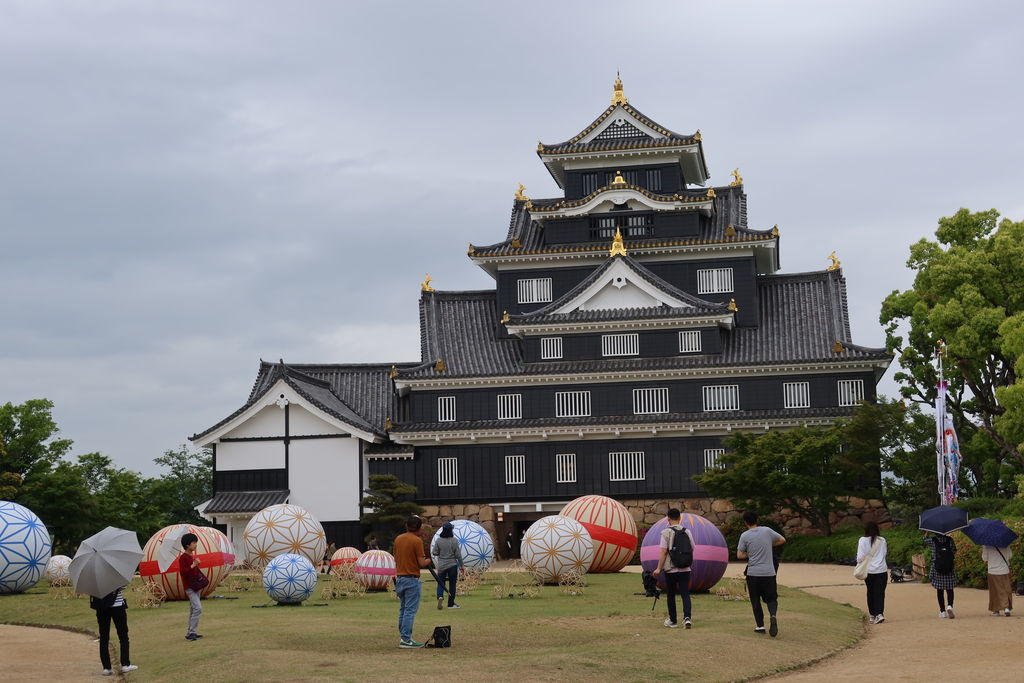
[962,518,1018,617]
[919,505,968,619]
[90,586,138,675]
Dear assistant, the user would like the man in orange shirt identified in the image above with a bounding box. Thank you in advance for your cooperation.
[393,515,432,648]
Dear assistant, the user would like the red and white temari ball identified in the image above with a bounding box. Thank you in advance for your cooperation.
[521,515,593,584]
[330,547,362,575]
[141,524,232,600]
[243,503,326,568]
[198,527,236,578]
[353,549,395,590]
[559,495,638,573]
[45,555,73,585]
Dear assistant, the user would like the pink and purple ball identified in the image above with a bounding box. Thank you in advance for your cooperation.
[640,513,728,591]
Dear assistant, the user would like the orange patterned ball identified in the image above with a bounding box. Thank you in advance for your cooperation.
[559,495,638,573]
[140,524,233,600]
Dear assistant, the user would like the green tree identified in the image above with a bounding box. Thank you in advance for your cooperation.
[19,460,97,554]
[0,399,73,498]
[359,474,424,550]
[150,445,213,526]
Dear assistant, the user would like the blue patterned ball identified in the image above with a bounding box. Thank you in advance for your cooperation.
[0,500,52,594]
[262,553,317,604]
[430,519,495,570]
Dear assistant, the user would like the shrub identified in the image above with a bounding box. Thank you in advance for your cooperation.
[781,527,922,567]
[947,517,1024,589]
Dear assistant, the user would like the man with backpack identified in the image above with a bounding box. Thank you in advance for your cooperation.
[737,511,786,637]
[653,508,696,629]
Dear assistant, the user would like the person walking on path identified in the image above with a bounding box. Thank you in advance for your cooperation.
[90,587,139,676]
[394,515,432,648]
[737,511,786,637]
[857,521,889,624]
[179,533,205,640]
[924,533,958,619]
[653,508,696,629]
[432,521,463,610]
[981,544,1013,616]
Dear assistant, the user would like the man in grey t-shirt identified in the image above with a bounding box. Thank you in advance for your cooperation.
[736,511,786,637]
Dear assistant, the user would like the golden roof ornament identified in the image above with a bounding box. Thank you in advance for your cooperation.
[693,129,702,142]
[434,358,446,372]
[771,224,779,237]
[611,73,628,105]
[724,224,737,237]
[511,238,521,248]
[501,310,510,324]
[611,171,627,185]
[385,416,393,430]
[467,243,475,255]
[826,251,841,271]
[609,228,628,257]
[730,168,743,186]
[515,183,529,201]
[833,340,845,353]
[389,365,398,379]
[727,298,738,312]
[706,188,716,199]
[421,273,435,292]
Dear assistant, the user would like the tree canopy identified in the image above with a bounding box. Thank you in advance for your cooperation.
[359,474,424,550]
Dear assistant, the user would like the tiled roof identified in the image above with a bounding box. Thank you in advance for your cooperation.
[204,490,289,514]
[527,184,713,214]
[364,442,415,456]
[538,102,698,154]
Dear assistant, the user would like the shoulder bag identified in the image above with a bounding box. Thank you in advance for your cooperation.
[853,538,882,581]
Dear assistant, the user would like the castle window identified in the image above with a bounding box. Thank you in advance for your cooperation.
[702,385,739,412]
[555,453,577,483]
[497,393,522,420]
[517,278,553,304]
[697,268,734,294]
[555,390,591,418]
[593,119,646,140]
[784,382,811,409]
[678,330,702,353]
[540,337,563,360]
[609,451,645,481]
[646,169,662,191]
[838,379,865,407]
[625,214,652,237]
[602,332,639,357]
[704,448,725,470]
[437,457,458,487]
[437,396,456,422]
[633,387,669,415]
[581,172,599,195]
[505,455,526,485]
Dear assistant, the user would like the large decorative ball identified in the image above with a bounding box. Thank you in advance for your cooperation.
[45,555,73,586]
[640,513,729,591]
[243,503,326,568]
[430,520,495,571]
[141,524,232,600]
[353,549,396,590]
[521,515,593,584]
[559,495,638,573]
[263,553,317,604]
[0,500,52,594]
[330,547,362,575]
[199,526,236,579]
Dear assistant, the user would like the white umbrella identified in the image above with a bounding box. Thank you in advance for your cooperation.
[69,527,143,598]
[156,526,191,573]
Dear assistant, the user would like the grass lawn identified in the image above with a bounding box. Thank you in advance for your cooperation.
[0,569,863,682]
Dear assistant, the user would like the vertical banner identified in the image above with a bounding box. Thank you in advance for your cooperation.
[943,413,960,505]
[935,379,948,503]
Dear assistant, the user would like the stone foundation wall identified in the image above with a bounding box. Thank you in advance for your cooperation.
[420,504,496,538]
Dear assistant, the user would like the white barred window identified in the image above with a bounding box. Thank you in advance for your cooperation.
[633,387,669,415]
[697,268,734,294]
[437,457,458,487]
[497,393,522,420]
[838,379,865,407]
[609,451,645,481]
[517,278,553,304]
[784,382,811,409]
[437,396,456,422]
[704,448,725,470]
[505,455,525,485]
[555,390,591,417]
[555,453,576,483]
[602,332,639,357]
[678,330,702,353]
[702,385,739,412]
[540,337,563,360]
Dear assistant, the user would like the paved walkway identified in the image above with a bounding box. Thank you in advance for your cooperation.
[0,624,96,681]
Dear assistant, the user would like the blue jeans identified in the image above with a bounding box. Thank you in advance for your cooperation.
[436,565,458,606]
[395,576,421,642]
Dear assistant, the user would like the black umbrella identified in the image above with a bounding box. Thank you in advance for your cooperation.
[962,518,1018,547]
[919,505,969,535]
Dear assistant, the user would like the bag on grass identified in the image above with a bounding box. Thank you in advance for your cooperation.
[426,625,451,648]
[932,536,955,574]
[668,526,693,569]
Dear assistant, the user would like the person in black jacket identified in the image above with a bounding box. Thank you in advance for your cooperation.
[90,587,138,675]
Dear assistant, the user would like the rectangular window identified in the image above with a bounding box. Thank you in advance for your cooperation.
[609,451,645,481]
[784,382,811,409]
[602,332,639,357]
[505,455,525,485]
[704,448,725,470]
[697,267,735,294]
[624,214,653,237]
[555,453,576,483]
[623,170,639,186]
[555,390,591,418]
[702,385,740,412]
[517,277,553,304]
[497,393,522,420]
[437,396,456,422]
[540,337,563,360]
[437,457,458,487]
[678,330,702,353]
[646,168,662,192]
[581,172,598,195]
[838,379,865,407]
[633,387,669,415]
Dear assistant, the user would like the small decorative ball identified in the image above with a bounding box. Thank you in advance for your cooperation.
[430,520,495,571]
[263,553,317,604]
[353,549,396,590]
[640,513,729,591]
[45,555,73,586]
[0,500,52,594]
[330,547,362,575]
[243,503,326,568]
[141,524,233,600]
[559,495,637,573]
[521,515,593,584]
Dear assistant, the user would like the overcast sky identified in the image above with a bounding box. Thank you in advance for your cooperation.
[3,1,1023,475]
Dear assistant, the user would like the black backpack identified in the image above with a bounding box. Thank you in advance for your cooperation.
[933,536,955,574]
[668,526,693,569]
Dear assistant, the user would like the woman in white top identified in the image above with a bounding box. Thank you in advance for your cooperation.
[857,521,888,624]
[980,545,1013,616]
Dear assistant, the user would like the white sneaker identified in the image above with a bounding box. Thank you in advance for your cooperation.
[946,606,955,619]
[1005,609,1012,617]
[874,615,884,624]
[939,611,947,618]
[993,611,1003,616]
[663,618,678,628]
[121,665,139,672]
[684,617,692,629]
[102,671,113,677]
